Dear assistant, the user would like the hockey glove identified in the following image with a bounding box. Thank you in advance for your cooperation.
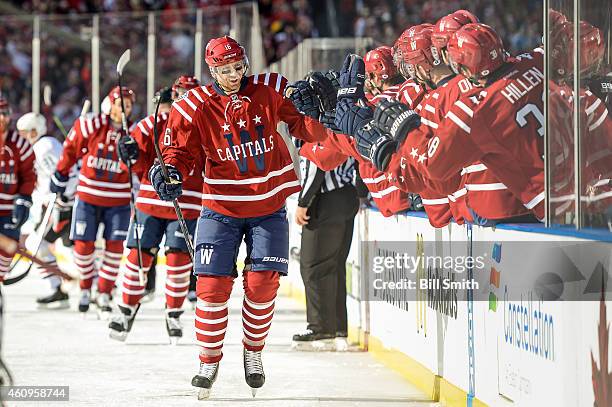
[354,121,397,171]
[12,195,32,229]
[320,109,341,133]
[149,164,183,201]
[373,99,421,145]
[335,99,374,136]
[285,80,320,120]
[308,71,337,112]
[49,170,69,194]
[117,135,140,165]
[325,70,341,91]
[337,54,366,102]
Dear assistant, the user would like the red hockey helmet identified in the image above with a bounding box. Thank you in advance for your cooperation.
[393,27,414,68]
[205,36,247,68]
[548,8,567,30]
[400,24,439,73]
[432,10,479,50]
[577,21,605,76]
[108,86,135,104]
[550,20,573,78]
[172,75,201,93]
[364,46,398,80]
[447,23,506,79]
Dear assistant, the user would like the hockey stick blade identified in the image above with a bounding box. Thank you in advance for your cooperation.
[80,100,91,117]
[116,49,131,76]
[43,85,52,107]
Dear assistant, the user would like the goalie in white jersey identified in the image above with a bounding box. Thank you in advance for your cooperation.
[16,112,77,308]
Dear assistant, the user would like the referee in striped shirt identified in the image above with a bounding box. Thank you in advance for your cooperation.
[292,155,359,350]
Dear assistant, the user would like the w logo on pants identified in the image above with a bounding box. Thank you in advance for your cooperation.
[199,245,214,265]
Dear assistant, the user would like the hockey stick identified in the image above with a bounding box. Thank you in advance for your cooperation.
[4,194,57,285]
[43,85,68,141]
[151,98,195,262]
[116,49,145,286]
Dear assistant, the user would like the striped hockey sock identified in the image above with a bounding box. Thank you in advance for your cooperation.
[74,240,96,290]
[164,251,192,311]
[97,240,124,294]
[242,270,279,352]
[195,275,233,363]
[120,249,153,306]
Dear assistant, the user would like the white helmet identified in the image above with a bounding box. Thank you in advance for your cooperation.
[16,112,47,138]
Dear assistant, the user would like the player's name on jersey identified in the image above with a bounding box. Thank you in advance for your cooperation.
[500,66,544,105]
[86,155,122,174]
[0,173,17,184]
[216,134,275,162]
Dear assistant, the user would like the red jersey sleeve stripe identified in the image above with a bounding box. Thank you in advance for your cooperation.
[173,102,193,123]
[191,89,205,103]
[137,122,149,136]
[447,111,471,134]
[201,86,212,97]
[454,100,474,117]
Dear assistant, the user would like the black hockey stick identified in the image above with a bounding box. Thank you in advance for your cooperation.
[116,49,145,285]
[4,193,57,285]
[43,85,68,141]
[151,97,195,262]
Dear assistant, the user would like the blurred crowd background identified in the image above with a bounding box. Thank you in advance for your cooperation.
[0,0,543,129]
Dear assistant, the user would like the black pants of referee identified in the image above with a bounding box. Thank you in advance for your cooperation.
[300,184,359,335]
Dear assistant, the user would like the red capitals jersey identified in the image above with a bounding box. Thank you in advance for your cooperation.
[367,84,401,106]
[131,112,203,219]
[397,79,427,109]
[57,114,132,207]
[389,49,546,220]
[161,73,327,218]
[0,131,36,216]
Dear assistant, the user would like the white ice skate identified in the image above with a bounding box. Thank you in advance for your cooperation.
[243,349,265,397]
[78,289,91,315]
[96,293,112,320]
[191,362,219,400]
[108,304,140,342]
[165,309,183,345]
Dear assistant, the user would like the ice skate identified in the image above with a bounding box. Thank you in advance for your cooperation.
[165,309,184,345]
[95,293,112,320]
[78,289,91,315]
[108,304,140,342]
[243,349,265,397]
[191,362,219,400]
[291,329,336,351]
[36,287,69,310]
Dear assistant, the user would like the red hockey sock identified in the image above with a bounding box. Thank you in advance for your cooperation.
[165,251,192,311]
[242,270,280,352]
[120,249,153,306]
[195,275,234,363]
[0,246,16,283]
[97,240,124,294]
[74,240,96,290]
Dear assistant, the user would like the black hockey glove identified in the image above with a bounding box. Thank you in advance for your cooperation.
[12,194,32,229]
[373,99,421,145]
[337,54,366,102]
[49,170,68,194]
[285,80,320,119]
[320,109,341,133]
[325,70,341,91]
[308,71,337,112]
[354,121,397,171]
[117,135,140,165]
[149,164,183,201]
[335,99,374,136]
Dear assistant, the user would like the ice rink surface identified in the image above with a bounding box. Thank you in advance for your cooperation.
[3,262,439,407]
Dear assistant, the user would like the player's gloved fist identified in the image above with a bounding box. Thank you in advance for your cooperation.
[325,70,341,90]
[337,54,366,101]
[285,80,320,119]
[148,164,183,201]
[49,170,69,194]
[308,72,337,112]
[117,135,140,165]
[335,99,374,136]
[12,194,32,229]
[354,120,396,171]
[320,109,341,133]
[373,99,421,144]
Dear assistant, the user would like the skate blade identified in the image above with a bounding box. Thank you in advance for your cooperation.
[109,330,128,342]
[169,337,180,346]
[97,311,111,321]
[197,388,211,400]
[37,300,70,311]
[291,339,336,352]
[250,387,258,397]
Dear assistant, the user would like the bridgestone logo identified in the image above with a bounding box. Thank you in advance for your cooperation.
[390,111,414,138]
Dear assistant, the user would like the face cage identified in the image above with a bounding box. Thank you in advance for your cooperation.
[209,57,250,82]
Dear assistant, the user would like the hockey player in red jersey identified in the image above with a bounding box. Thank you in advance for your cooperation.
[340,23,546,220]
[51,86,136,314]
[0,97,36,283]
[149,36,327,398]
[364,46,404,103]
[109,81,203,343]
